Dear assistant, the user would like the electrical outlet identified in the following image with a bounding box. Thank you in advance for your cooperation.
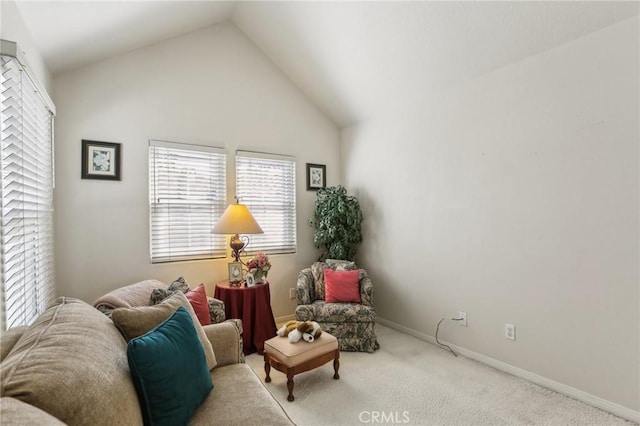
[458,311,467,327]
[505,323,515,340]
[289,288,296,299]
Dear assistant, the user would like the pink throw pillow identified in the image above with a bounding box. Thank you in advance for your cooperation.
[324,269,361,303]
[186,284,211,326]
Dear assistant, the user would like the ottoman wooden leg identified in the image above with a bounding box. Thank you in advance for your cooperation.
[286,371,295,402]
[333,350,340,380]
[264,354,272,383]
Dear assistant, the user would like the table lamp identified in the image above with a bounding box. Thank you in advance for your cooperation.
[212,198,264,262]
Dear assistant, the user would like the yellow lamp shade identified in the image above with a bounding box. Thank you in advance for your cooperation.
[212,202,263,262]
[212,203,263,235]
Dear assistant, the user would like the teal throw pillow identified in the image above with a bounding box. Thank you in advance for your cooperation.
[127,306,213,426]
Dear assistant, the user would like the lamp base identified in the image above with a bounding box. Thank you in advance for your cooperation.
[229,234,245,262]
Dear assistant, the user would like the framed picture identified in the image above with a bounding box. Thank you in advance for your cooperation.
[306,163,326,191]
[228,262,243,283]
[81,140,121,180]
[245,273,255,287]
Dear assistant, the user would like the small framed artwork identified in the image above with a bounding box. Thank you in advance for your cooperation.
[245,273,255,287]
[228,262,243,283]
[306,163,326,191]
[81,140,121,180]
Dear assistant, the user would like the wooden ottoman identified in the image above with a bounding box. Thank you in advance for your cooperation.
[263,332,340,401]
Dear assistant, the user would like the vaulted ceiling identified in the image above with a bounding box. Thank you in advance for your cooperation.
[12,1,640,127]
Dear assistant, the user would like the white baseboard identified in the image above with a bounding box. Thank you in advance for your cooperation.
[377,317,640,424]
[275,314,295,326]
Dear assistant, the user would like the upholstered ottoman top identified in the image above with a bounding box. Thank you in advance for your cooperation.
[264,333,338,367]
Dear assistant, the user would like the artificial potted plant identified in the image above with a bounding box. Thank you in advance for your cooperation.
[309,185,363,261]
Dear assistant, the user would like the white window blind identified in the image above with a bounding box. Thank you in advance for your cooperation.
[236,151,296,254]
[149,140,227,263]
[1,55,55,330]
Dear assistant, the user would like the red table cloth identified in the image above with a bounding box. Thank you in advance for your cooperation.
[214,280,278,355]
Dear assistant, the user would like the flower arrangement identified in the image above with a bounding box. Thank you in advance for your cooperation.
[246,252,271,278]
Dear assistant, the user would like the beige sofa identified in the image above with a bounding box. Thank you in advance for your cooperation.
[0,291,292,425]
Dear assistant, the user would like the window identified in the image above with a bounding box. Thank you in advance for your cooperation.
[149,140,226,263]
[1,53,56,330]
[236,151,296,254]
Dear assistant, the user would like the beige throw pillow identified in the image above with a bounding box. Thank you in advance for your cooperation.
[112,291,217,370]
[0,297,143,426]
[0,397,67,425]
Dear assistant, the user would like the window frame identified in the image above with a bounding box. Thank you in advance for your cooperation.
[148,140,227,263]
[0,53,56,331]
[235,150,297,256]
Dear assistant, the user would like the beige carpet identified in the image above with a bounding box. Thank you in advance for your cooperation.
[246,325,633,426]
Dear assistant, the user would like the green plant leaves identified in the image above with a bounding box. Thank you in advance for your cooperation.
[310,185,363,261]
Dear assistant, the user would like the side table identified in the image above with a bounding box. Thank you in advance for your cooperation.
[214,280,278,355]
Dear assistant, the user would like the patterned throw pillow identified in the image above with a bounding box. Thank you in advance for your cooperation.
[325,259,357,271]
[149,277,190,305]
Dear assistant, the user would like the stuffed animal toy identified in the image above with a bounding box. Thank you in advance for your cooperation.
[276,320,299,341]
[301,321,322,343]
[277,320,322,343]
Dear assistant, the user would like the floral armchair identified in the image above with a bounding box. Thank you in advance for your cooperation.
[295,260,379,353]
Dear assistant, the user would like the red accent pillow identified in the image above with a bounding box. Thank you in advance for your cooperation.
[324,269,361,303]
[186,284,211,326]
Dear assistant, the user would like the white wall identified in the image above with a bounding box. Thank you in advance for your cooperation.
[53,22,339,318]
[342,17,639,412]
[0,0,52,93]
